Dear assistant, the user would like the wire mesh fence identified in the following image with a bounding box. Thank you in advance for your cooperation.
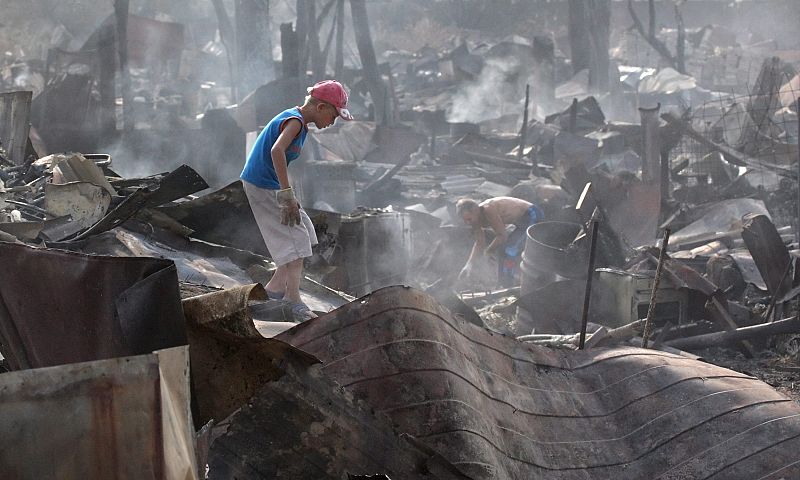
[670,69,799,189]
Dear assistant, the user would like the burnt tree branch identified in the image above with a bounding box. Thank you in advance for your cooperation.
[627,0,683,73]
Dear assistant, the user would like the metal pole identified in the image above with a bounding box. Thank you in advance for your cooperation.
[518,83,530,163]
[642,228,671,348]
[579,214,600,349]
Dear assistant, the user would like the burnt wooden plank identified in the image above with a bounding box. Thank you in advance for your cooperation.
[0,91,32,166]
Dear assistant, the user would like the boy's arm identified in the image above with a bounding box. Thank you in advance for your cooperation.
[271,119,303,226]
[270,118,303,189]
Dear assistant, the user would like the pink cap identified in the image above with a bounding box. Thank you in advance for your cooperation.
[308,80,354,121]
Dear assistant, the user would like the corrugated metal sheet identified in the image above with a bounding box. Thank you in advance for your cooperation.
[0,346,198,479]
[278,286,800,479]
[0,242,187,370]
[207,360,470,480]
[196,285,470,479]
[181,284,318,429]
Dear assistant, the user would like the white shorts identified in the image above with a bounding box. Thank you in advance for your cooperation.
[242,180,318,266]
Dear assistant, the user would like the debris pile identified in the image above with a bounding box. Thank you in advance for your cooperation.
[2,1,800,478]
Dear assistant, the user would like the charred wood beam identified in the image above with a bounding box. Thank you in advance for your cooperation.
[639,103,661,184]
[666,316,800,351]
[518,84,530,164]
[596,319,646,345]
[280,22,300,79]
[114,0,134,131]
[0,91,32,166]
[97,28,116,136]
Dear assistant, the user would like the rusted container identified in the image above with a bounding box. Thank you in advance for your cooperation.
[520,221,587,293]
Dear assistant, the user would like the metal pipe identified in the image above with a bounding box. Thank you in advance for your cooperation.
[642,228,671,348]
[578,214,600,349]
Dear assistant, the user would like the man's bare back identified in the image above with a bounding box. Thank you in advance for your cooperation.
[479,196,533,227]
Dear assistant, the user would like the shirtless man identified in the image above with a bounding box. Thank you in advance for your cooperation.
[457,196,544,286]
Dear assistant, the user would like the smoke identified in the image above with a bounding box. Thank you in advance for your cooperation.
[448,56,524,124]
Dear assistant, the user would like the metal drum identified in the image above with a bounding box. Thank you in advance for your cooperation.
[520,221,588,294]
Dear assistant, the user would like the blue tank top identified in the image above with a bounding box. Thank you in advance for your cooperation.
[240,107,308,189]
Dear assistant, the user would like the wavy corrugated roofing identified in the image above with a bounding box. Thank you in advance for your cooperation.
[278,286,800,480]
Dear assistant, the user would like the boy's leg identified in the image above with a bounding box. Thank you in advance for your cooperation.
[266,264,288,296]
[282,258,304,303]
[242,181,316,312]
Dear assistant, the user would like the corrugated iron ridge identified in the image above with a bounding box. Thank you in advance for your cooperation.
[278,286,800,479]
[287,295,731,373]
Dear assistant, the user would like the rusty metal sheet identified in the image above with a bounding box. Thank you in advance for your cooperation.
[185,285,465,479]
[157,180,269,256]
[0,346,198,479]
[181,284,318,428]
[73,227,350,312]
[278,286,800,480]
[741,213,792,297]
[0,242,187,370]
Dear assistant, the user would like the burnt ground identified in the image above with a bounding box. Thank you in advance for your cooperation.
[700,338,800,404]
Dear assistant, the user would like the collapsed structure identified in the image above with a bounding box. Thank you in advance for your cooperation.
[1,0,800,478]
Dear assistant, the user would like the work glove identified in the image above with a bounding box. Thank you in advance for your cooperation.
[276,187,301,227]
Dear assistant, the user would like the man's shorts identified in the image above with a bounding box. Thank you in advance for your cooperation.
[243,180,318,266]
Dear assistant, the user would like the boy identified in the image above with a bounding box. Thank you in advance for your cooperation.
[457,196,544,287]
[241,80,353,320]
